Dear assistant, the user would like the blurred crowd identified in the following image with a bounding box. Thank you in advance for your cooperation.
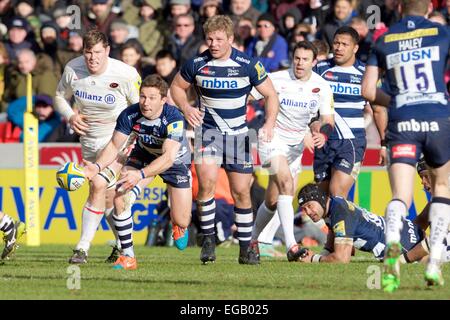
[0,0,449,143]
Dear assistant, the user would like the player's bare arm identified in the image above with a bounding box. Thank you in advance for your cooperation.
[170,72,203,127]
[254,76,279,142]
[302,239,353,263]
[362,66,391,107]
[83,130,129,180]
[117,138,182,191]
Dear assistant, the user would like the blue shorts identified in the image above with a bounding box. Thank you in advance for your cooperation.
[387,118,450,168]
[126,146,191,189]
[194,129,253,174]
[313,138,366,182]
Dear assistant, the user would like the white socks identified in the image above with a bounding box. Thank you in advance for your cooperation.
[428,198,450,268]
[277,195,296,251]
[252,201,276,241]
[77,204,105,252]
[385,199,407,244]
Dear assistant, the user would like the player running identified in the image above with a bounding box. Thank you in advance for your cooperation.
[362,0,450,290]
[314,26,371,199]
[249,41,334,262]
[170,15,279,265]
[54,29,142,264]
[83,75,192,270]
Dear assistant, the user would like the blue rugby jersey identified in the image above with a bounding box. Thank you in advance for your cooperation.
[180,48,268,135]
[315,59,367,140]
[367,16,450,121]
[115,103,191,165]
[328,196,423,259]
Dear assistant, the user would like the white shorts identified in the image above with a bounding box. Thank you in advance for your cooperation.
[80,135,111,163]
[258,132,303,177]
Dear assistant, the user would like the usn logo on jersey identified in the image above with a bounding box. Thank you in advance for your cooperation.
[75,90,116,104]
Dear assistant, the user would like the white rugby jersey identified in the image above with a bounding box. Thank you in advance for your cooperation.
[253,69,334,145]
[56,56,141,138]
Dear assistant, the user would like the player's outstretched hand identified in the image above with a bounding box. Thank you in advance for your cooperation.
[183,105,203,128]
[69,114,89,136]
[82,160,100,180]
[117,169,141,192]
[312,132,326,149]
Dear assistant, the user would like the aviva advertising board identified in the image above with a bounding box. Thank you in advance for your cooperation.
[0,168,430,244]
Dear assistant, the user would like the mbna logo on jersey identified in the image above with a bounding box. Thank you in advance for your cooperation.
[104,94,116,104]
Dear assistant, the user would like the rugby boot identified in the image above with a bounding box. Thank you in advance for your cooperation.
[1,221,26,260]
[200,234,216,264]
[382,242,402,293]
[287,244,308,262]
[69,249,88,264]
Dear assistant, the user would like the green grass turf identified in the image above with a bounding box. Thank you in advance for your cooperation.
[0,244,448,300]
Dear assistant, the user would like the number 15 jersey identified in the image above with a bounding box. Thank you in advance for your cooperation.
[367,16,449,122]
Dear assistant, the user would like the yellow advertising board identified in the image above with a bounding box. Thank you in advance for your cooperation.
[0,168,430,244]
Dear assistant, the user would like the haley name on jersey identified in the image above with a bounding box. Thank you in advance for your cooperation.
[180,48,268,135]
[367,16,450,121]
[315,59,366,140]
[115,103,190,165]
[252,69,334,145]
[329,196,423,259]
[56,56,141,138]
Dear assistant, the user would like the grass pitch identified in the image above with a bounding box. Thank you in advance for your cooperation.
[0,244,448,300]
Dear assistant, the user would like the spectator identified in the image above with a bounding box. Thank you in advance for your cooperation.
[0,42,10,112]
[39,21,66,75]
[440,0,450,24]
[165,13,203,67]
[6,94,62,142]
[278,8,302,42]
[236,17,256,50]
[350,17,372,63]
[312,39,330,61]
[166,0,202,37]
[228,0,261,26]
[15,0,42,46]
[4,16,41,62]
[380,0,401,27]
[320,0,354,47]
[108,18,133,59]
[245,13,288,72]
[84,0,119,35]
[3,48,57,104]
[199,0,223,25]
[288,23,312,60]
[120,39,152,78]
[56,30,84,70]
[52,4,74,47]
[155,49,178,86]
[0,0,15,23]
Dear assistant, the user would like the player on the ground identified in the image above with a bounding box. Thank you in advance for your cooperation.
[54,29,142,264]
[362,0,449,290]
[83,75,192,270]
[297,183,450,264]
[170,15,279,265]
[249,41,334,262]
[314,26,371,198]
[0,211,26,260]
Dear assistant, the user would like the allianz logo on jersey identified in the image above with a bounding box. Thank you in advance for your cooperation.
[75,90,116,104]
[329,82,361,96]
[397,119,440,132]
[280,98,317,110]
[201,78,238,89]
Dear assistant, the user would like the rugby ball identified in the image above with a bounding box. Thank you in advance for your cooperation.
[56,162,86,191]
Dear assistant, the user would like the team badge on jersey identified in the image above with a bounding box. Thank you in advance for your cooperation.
[333,220,346,237]
[110,82,119,88]
[255,61,267,80]
[167,121,184,138]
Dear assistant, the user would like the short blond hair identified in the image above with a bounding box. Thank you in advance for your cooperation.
[203,15,234,38]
